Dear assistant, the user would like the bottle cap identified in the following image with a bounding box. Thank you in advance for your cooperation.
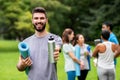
[49,36,54,40]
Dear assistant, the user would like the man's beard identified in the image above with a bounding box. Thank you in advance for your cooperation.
[33,23,46,32]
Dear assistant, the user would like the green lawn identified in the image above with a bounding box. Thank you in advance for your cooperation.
[0,40,120,80]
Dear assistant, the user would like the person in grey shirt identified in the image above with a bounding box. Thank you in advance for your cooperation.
[16,7,62,80]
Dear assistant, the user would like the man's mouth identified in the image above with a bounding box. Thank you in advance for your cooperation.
[36,22,44,25]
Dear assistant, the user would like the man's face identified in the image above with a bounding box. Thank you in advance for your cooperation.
[102,24,109,31]
[32,13,47,32]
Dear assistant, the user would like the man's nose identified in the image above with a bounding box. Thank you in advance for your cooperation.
[37,18,42,22]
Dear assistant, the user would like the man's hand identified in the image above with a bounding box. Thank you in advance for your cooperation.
[54,46,60,62]
[17,56,32,71]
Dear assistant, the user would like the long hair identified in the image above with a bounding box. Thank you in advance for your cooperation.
[72,34,82,46]
[62,28,73,43]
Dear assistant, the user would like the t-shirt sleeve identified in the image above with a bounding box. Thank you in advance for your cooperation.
[63,44,72,54]
[109,33,119,44]
[54,35,63,48]
[110,37,119,44]
[112,37,119,44]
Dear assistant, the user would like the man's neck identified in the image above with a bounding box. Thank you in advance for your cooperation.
[35,30,48,37]
[109,30,112,33]
[103,39,108,42]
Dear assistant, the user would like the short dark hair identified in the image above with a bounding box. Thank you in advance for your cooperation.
[32,7,47,18]
[102,22,113,31]
[101,30,110,40]
[62,28,73,43]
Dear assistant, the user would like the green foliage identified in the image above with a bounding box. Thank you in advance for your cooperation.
[58,0,120,41]
[15,11,34,40]
[0,0,120,41]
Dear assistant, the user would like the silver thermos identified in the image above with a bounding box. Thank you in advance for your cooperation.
[48,36,55,63]
[94,39,102,45]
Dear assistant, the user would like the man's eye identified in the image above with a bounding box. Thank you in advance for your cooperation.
[40,17,45,20]
[34,17,38,19]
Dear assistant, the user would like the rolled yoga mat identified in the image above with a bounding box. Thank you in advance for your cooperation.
[18,42,30,75]
[74,45,80,76]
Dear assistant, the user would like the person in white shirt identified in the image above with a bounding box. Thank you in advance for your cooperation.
[92,30,117,80]
[62,28,84,80]
[73,34,92,80]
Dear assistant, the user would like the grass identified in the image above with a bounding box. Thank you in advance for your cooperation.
[0,52,27,80]
[0,40,120,80]
[0,40,19,52]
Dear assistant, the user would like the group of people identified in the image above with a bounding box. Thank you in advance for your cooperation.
[62,28,92,80]
[92,22,120,80]
[16,6,120,80]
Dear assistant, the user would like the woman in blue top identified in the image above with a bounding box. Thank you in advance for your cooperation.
[62,28,84,80]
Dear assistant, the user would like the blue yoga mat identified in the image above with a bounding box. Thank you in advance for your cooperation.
[74,45,80,76]
[18,42,30,75]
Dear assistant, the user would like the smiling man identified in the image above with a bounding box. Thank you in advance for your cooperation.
[16,7,62,80]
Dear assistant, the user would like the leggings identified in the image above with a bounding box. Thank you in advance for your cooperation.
[77,70,89,80]
[67,71,75,80]
[97,66,115,80]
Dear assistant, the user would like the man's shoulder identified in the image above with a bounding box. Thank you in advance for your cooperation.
[109,32,119,44]
[23,34,34,42]
[48,33,62,46]
[48,33,61,38]
[48,33,62,41]
[110,32,117,38]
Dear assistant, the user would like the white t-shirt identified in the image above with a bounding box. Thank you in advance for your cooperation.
[80,44,92,70]
[62,43,75,72]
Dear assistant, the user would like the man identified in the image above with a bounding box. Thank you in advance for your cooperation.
[93,30,116,80]
[102,22,119,65]
[16,7,62,80]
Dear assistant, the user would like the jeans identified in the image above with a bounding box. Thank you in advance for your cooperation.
[67,71,76,80]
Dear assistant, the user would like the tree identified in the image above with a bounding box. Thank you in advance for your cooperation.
[0,0,120,42]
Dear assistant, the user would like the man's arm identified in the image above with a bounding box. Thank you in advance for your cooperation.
[114,45,120,58]
[92,44,99,57]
